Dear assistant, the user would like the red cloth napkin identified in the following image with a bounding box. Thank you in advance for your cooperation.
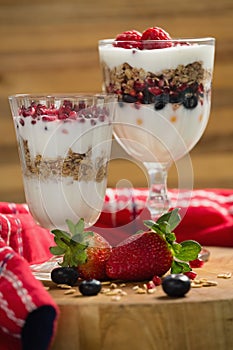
[0,239,59,350]
[0,202,54,265]
[94,188,233,247]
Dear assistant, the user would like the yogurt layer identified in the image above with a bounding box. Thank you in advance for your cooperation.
[99,42,215,72]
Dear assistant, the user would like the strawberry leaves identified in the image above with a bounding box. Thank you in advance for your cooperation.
[144,208,202,274]
[50,218,93,268]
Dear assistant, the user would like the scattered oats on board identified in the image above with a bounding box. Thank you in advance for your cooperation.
[217,272,232,279]
[64,289,76,295]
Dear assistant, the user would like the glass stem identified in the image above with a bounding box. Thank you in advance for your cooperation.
[144,162,170,220]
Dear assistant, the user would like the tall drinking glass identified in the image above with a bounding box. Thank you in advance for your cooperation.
[9,93,116,275]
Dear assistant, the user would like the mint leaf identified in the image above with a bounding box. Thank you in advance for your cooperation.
[174,240,201,262]
[156,208,180,231]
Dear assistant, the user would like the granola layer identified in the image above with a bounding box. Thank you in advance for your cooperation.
[22,139,108,182]
[101,61,210,109]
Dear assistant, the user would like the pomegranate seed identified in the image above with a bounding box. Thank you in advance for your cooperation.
[99,115,106,122]
[134,81,146,91]
[152,275,162,286]
[19,118,25,126]
[137,92,144,100]
[148,87,162,96]
[69,111,77,119]
[184,271,197,280]
[146,281,156,290]
[189,259,204,268]
[129,90,136,97]
[42,116,57,122]
[58,114,69,120]
[158,79,165,88]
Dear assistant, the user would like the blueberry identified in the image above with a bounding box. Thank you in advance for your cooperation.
[142,89,154,104]
[162,274,191,297]
[183,94,198,109]
[51,267,79,286]
[122,94,138,103]
[154,94,169,110]
[182,88,198,109]
[169,92,181,104]
[79,279,102,296]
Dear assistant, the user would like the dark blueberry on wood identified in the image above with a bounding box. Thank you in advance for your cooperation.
[162,274,191,297]
[51,267,79,286]
[79,279,102,296]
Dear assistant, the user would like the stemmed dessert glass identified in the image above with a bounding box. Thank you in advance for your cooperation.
[99,38,215,219]
[9,93,116,276]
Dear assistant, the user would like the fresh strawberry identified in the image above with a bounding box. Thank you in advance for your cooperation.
[78,232,112,280]
[141,26,172,49]
[106,230,173,281]
[50,219,111,281]
[106,209,202,281]
[114,30,142,49]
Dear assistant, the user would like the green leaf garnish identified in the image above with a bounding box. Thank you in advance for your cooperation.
[175,240,202,262]
[143,208,202,275]
[171,260,191,274]
[49,218,94,268]
[156,208,180,231]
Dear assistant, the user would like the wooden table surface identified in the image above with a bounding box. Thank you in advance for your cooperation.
[47,247,233,350]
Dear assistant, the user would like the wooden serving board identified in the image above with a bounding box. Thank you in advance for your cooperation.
[47,247,233,350]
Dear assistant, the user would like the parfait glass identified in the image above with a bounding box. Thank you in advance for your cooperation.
[9,93,116,277]
[99,37,215,219]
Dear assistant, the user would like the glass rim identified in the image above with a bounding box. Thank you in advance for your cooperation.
[8,92,117,101]
[99,37,215,45]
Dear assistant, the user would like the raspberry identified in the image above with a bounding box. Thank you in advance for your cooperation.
[114,30,142,49]
[141,27,172,49]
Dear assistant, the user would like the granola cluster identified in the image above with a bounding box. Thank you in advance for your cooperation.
[101,61,209,110]
[22,139,108,182]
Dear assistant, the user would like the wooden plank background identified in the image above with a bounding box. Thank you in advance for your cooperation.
[0,0,232,202]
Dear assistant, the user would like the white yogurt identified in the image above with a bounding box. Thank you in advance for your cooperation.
[99,41,215,71]
[15,117,113,229]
